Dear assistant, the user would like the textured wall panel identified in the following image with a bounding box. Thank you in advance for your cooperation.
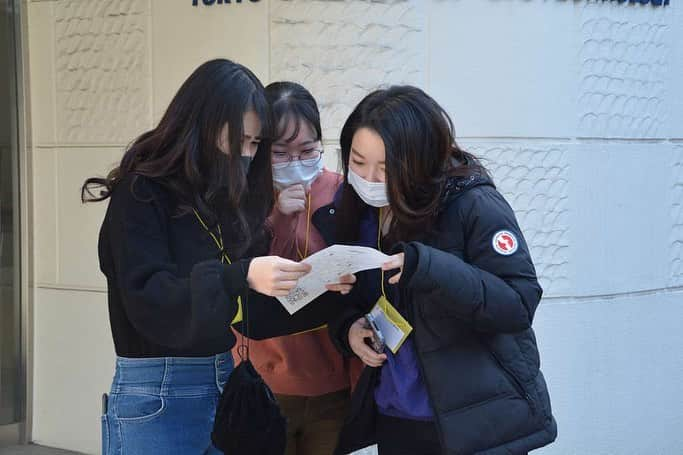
[671,145,683,286]
[270,0,426,141]
[578,0,670,138]
[462,142,570,296]
[54,0,151,144]
[667,1,683,138]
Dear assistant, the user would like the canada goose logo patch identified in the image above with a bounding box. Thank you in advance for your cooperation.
[492,230,518,256]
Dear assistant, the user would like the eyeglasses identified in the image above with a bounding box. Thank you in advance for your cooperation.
[271,148,324,167]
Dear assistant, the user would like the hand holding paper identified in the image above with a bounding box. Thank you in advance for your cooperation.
[325,273,356,295]
[276,244,392,314]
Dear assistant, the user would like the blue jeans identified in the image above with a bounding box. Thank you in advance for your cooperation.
[102,353,233,455]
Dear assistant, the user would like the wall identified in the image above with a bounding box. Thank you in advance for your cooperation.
[25,0,683,453]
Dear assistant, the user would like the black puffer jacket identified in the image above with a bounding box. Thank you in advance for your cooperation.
[314,174,557,455]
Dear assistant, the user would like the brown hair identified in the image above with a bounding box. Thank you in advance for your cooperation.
[337,85,489,245]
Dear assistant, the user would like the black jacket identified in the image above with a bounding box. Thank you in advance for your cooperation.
[99,175,343,357]
[314,174,557,455]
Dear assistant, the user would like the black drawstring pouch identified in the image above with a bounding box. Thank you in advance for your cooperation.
[211,293,287,454]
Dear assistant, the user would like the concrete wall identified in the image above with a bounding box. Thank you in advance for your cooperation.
[25,0,683,454]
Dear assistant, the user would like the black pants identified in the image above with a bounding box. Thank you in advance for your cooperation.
[376,413,441,455]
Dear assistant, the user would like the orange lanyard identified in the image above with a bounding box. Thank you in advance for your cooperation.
[295,192,313,260]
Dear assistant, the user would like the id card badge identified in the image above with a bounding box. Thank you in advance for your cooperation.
[369,295,413,354]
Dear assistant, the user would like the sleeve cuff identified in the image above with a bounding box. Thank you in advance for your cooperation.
[339,315,359,357]
[392,242,419,289]
[221,259,252,325]
[220,259,251,295]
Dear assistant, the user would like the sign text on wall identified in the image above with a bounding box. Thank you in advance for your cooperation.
[192,0,260,5]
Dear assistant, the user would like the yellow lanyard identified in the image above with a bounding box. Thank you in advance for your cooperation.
[193,209,231,265]
[193,209,243,324]
[295,192,313,260]
[374,208,413,354]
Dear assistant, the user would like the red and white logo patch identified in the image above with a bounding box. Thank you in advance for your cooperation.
[492,230,518,256]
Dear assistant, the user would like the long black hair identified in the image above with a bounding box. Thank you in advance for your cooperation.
[82,59,274,255]
[337,85,489,244]
[265,81,322,143]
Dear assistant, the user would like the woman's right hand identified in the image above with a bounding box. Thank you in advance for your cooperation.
[277,184,307,215]
[348,317,387,367]
[247,256,312,297]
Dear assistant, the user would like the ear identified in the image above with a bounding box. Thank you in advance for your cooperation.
[217,123,230,155]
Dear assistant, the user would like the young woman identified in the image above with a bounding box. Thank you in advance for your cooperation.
[231,81,361,455]
[82,60,353,455]
[314,86,557,454]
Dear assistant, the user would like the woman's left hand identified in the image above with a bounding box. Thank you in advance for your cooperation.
[382,253,404,284]
[325,273,356,295]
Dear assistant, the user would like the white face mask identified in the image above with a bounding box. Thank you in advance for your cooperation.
[272,158,324,190]
[347,167,389,208]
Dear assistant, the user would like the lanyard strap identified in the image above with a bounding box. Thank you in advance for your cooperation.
[193,209,232,265]
[193,209,249,358]
[295,192,313,260]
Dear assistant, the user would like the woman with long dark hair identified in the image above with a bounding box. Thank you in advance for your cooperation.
[84,59,352,455]
[314,86,557,454]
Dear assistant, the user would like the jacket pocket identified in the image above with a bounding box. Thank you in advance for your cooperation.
[442,391,516,418]
[487,349,536,414]
[440,392,537,454]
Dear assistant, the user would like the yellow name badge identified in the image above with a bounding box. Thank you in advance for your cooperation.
[369,295,413,354]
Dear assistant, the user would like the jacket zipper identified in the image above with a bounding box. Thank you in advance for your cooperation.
[488,348,536,414]
[408,290,448,451]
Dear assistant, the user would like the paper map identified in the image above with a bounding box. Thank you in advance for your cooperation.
[277,244,392,314]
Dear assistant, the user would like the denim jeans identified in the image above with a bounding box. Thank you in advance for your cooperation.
[101,353,233,455]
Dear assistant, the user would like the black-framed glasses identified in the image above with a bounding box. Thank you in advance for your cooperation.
[272,148,324,167]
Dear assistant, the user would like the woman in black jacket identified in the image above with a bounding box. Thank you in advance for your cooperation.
[318,86,557,454]
[82,59,353,455]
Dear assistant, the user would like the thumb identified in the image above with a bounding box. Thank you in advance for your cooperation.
[388,271,402,285]
[359,328,375,339]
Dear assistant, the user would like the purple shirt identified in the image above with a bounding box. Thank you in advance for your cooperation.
[374,338,434,421]
[353,205,434,421]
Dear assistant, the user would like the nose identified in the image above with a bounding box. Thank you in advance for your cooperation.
[241,141,257,158]
[366,166,385,183]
